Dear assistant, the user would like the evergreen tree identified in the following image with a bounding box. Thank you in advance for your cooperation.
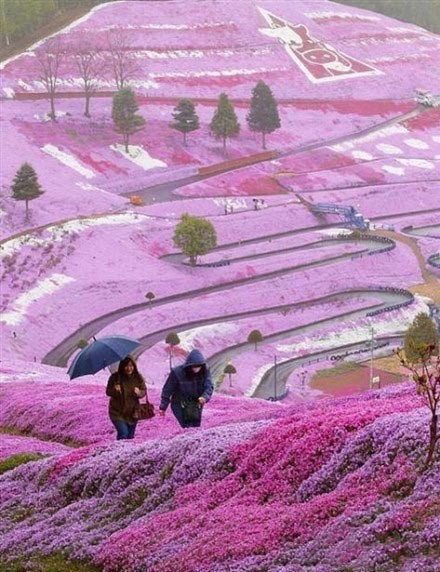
[173,213,217,266]
[11,163,44,221]
[170,98,199,146]
[210,93,240,150]
[404,312,439,363]
[111,88,145,152]
[247,80,280,149]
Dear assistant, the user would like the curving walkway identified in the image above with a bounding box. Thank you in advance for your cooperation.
[43,234,397,367]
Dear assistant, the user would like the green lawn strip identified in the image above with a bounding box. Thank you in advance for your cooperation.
[0,426,86,448]
[312,361,361,380]
[0,553,101,572]
[0,452,49,475]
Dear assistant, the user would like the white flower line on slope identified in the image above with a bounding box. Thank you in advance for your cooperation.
[1,213,149,258]
[1,274,75,326]
[110,145,167,170]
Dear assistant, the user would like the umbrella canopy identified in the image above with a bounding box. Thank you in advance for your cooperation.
[68,335,141,380]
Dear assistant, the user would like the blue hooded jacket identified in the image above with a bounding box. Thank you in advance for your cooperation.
[159,349,213,424]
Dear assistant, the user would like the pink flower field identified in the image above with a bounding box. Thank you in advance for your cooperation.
[0,0,439,570]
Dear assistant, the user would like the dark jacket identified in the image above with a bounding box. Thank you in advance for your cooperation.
[160,349,213,426]
[106,372,146,424]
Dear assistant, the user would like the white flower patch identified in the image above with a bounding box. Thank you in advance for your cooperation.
[213,198,248,211]
[318,228,353,237]
[432,136,440,143]
[149,66,286,79]
[329,125,408,153]
[1,274,75,326]
[34,110,67,122]
[305,11,379,21]
[275,295,430,355]
[3,87,15,98]
[352,150,373,160]
[404,139,429,150]
[376,143,402,155]
[178,323,239,351]
[396,158,435,169]
[382,165,405,176]
[1,213,148,257]
[41,144,95,179]
[102,21,236,31]
[75,182,109,195]
[17,79,33,91]
[110,144,166,170]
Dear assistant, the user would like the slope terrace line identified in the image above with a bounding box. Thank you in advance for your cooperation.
[131,289,398,358]
[43,236,396,367]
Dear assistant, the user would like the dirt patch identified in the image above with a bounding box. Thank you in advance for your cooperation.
[311,364,406,397]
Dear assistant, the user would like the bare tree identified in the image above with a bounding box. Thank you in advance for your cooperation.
[396,346,440,471]
[106,29,138,90]
[71,35,105,117]
[36,36,65,121]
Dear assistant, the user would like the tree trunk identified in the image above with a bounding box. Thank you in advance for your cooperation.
[84,93,91,117]
[262,132,266,150]
[183,131,187,146]
[169,348,173,371]
[25,199,29,222]
[124,134,129,153]
[49,93,56,121]
[223,135,226,151]
[190,255,196,266]
[424,413,438,470]
[229,373,232,387]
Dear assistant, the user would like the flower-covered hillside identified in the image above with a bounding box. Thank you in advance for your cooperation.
[2,0,439,100]
[0,383,438,572]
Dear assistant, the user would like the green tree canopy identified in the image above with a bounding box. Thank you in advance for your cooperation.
[223,363,237,387]
[248,329,263,350]
[11,163,44,221]
[173,213,217,266]
[404,312,439,363]
[247,80,281,149]
[170,98,200,146]
[210,93,240,150]
[145,291,155,306]
[165,331,180,346]
[111,87,146,152]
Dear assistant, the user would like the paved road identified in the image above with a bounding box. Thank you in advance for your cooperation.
[43,236,395,367]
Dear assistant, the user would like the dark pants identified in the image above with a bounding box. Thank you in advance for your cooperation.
[112,419,137,440]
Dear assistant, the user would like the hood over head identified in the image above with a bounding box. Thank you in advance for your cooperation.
[184,349,206,368]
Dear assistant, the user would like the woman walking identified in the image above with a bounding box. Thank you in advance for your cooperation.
[106,356,146,440]
[159,349,213,428]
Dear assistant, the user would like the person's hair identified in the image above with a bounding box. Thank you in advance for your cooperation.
[118,356,141,379]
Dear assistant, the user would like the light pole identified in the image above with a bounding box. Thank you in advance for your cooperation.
[369,325,375,389]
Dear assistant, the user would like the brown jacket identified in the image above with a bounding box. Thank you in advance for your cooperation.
[106,372,146,423]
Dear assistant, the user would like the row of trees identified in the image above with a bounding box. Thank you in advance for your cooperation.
[33,32,281,150]
[33,30,139,120]
[111,80,281,154]
[171,82,281,150]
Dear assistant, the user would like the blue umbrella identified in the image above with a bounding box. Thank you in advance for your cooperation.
[68,335,141,380]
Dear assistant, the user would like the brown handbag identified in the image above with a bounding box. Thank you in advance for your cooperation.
[133,387,155,420]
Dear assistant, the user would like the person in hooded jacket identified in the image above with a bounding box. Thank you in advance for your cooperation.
[106,356,146,440]
[159,349,213,428]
